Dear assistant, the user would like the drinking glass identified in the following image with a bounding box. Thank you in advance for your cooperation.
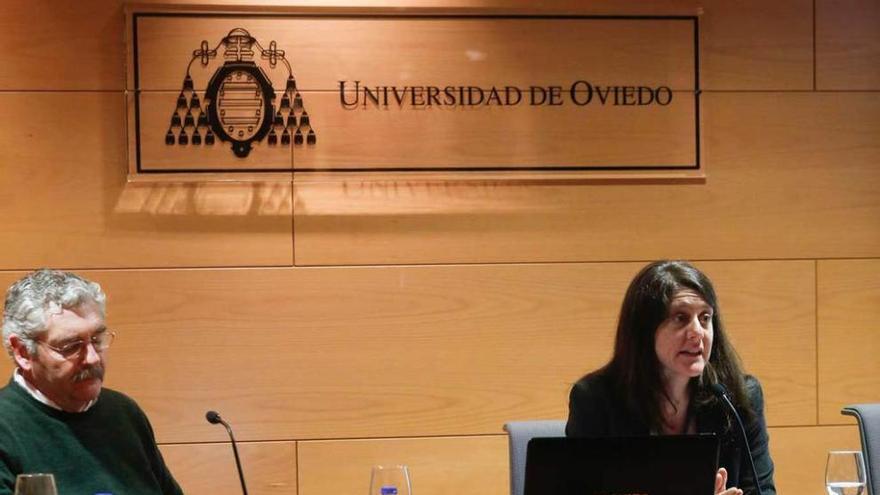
[14,473,58,495]
[369,465,412,495]
[826,450,867,495]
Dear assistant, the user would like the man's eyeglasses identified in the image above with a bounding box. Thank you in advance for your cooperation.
[38,331,116,359]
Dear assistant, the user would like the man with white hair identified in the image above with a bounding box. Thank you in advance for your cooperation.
[0,268,183,494]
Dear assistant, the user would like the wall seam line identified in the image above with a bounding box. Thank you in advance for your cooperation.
[813,0,818,91]
[815,258,820,425]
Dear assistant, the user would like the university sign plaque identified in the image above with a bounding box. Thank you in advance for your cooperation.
[126,9,699,178]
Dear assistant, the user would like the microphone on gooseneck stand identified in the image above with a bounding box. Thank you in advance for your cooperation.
[206,410,249,495]
[710,384,763,495]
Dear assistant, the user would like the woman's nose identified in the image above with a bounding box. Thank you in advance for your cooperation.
[685,317,704,339]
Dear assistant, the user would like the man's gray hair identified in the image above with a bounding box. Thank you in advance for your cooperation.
[2,269,106,356]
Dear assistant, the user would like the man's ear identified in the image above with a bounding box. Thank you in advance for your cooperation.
[8,335,34,371]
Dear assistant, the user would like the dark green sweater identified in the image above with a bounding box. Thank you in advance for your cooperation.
[0,380,183,495]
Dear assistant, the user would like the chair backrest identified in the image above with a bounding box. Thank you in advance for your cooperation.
[842,403,880,495]
[503,420,567,495]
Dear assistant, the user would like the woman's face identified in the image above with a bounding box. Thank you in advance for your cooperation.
[654,289,714,385]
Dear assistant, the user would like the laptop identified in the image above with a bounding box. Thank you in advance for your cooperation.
[524,435,720,495]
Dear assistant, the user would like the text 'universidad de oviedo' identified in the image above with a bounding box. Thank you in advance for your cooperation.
[339,80,676,108]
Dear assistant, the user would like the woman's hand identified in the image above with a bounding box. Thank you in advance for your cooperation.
[715,467,743,495]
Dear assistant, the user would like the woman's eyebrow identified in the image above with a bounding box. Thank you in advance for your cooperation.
[670,300,711,310]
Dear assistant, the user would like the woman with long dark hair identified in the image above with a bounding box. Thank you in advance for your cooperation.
[566,260,776,495]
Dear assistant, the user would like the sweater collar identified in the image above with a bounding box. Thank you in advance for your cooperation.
[12,369,96,413]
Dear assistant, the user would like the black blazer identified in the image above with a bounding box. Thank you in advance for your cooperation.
[566,370,776,495]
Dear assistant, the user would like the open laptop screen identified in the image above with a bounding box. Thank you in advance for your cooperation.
[524,435,720,495]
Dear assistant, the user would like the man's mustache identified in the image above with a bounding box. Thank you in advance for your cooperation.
[73,365,105,382]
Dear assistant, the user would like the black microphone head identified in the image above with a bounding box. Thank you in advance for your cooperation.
[710,383,728,398]
[206,410,222,424]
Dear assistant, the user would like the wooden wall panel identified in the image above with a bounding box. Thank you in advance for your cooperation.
[702,92,880,259]
[0,1,124,90]
[0,272,14,374]
[817,0,880,90]
[93,264,624,442]
[160,441,297,495]
[0,93,293,269]
[818,259,880,424]
[699,0,813,90]
[771,426,861,495]
[0,261,814,443]
[298,436,507,495]
[0,356,12,379]
[294,93,880,265]
[126,0,700,16]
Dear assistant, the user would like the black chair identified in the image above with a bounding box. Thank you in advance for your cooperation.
[842,403,880,495]
[503,420,566,495]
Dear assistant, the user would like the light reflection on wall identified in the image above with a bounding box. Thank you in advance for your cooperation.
[115,176,699,217]
[115,181,292,216]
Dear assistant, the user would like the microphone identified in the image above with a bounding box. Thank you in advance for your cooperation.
[710,384,763,495]
[205,410,249,495]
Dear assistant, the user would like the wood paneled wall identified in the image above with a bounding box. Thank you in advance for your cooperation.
[0,1,877,494]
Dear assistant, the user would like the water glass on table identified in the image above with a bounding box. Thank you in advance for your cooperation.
[369,464,412,495]
[14,473,58,495]
[826,450,867,495]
